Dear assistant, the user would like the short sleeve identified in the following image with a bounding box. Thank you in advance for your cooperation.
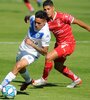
[42,32,51,47]
[62,13,74,24]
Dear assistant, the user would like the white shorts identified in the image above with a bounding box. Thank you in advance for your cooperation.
[16,50,38,65]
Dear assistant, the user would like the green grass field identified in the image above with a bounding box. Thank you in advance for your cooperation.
[0,0,90,100]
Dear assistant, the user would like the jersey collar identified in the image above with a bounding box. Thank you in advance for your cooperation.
[51,12,57,21]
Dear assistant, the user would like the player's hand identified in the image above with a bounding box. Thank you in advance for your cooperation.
[24,16,30,23]
[25,38,34,46]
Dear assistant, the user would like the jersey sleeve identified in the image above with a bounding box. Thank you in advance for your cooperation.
[62,13,74,24]
[41,32,51,47]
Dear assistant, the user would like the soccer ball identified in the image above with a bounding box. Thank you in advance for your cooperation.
[2,84,17,99]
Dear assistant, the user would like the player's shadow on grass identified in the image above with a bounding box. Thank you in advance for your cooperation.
[31,83,59,89]
[17,91,29,95]
[13,80,59,86]
[0,91,29,99]
[31,82,70,89]
[44,83,59,87]
[0,95,13,99]
[12,79,73,88]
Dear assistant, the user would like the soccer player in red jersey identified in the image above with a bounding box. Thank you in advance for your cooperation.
[33,0,90,88]
[24,0,34,12]
[24,0,42,12]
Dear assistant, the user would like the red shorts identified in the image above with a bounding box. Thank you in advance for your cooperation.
[54,43,75,63]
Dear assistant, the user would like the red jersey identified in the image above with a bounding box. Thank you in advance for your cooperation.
[48,12,76,45]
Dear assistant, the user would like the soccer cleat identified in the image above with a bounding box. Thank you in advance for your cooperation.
[20,80,33,91]
[66,78,82,88]
[32,78,47,86]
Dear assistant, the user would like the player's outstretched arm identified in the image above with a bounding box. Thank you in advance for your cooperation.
[72,18,90,32]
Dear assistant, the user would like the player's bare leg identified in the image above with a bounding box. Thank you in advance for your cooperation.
[32,49,58,86]
[24,0,34,12]
[0,59,32,91]
[33,49,82,88]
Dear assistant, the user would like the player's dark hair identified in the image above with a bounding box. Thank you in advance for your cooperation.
[43,0,54,7]
[35,10,48,20]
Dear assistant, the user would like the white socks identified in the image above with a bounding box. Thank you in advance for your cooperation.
[1,72,16,88]
[0,69,31,91]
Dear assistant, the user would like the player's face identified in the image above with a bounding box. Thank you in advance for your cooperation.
[35,18,46,30]
[43,5,54,18]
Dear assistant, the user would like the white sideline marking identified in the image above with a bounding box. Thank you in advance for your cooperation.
[76,41,90,43]
[0,42,20,44]
[0,41,90,44]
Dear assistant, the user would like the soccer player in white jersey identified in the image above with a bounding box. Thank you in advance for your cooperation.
[0,10,51,91]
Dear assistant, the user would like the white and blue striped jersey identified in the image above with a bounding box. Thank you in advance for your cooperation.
[19,15,51,57]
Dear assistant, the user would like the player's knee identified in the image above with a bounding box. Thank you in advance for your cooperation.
[15,63,22,71]
[46,55,52,62]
